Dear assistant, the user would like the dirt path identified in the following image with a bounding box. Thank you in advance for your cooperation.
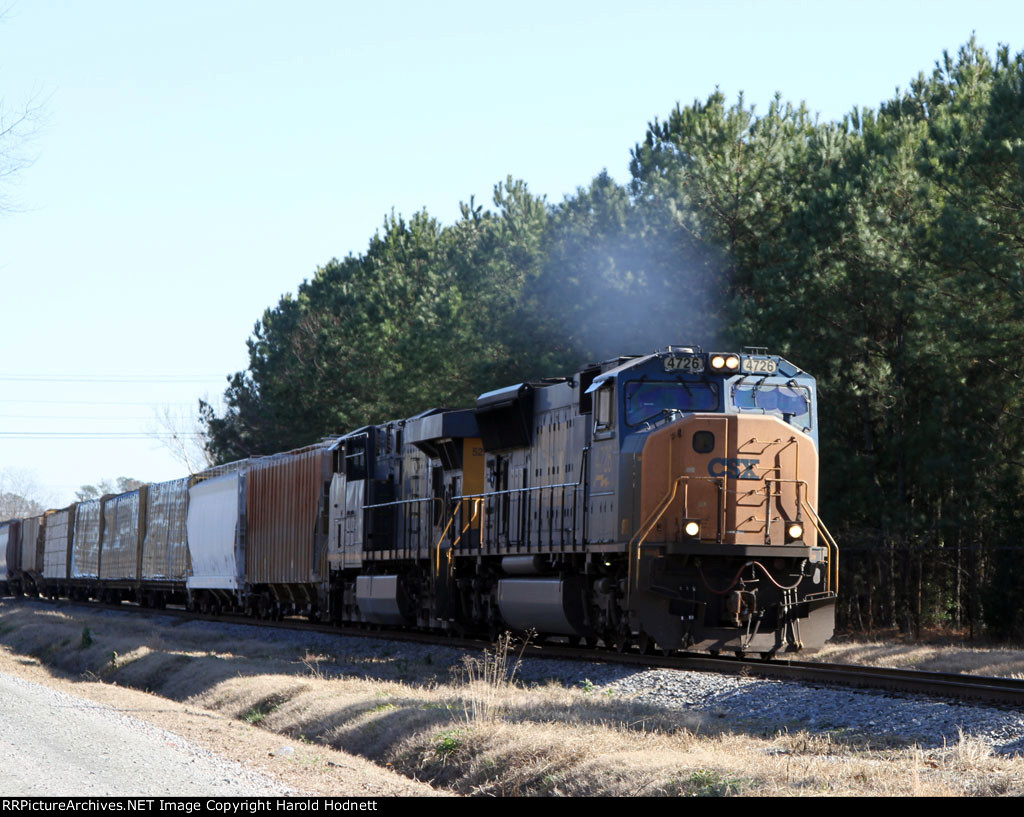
[0,647,443,797]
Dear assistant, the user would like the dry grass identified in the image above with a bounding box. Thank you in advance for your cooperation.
[1,600,1022,796]
[456,630,530,723]
[816,638,1024,679]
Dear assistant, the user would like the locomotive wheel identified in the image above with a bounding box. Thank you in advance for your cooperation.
[613,632,632,653]
[637,632,656,656]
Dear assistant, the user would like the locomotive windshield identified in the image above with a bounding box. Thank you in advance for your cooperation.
[732,382,812,430]
[625,380,718,426]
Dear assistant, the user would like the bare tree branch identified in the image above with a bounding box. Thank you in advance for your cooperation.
[0,467,56,519]
[149,402,216,475]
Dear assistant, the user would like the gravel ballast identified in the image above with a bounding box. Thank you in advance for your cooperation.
[13,603,1024,761]
[180,616,1024,756]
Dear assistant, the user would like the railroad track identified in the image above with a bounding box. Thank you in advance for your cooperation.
[6,595,1024,708]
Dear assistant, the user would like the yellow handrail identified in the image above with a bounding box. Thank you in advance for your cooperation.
[626,474,727,598]
[432,500,462,577]
[800,499,839,595]
[760,476,838,595]
[432,498,484,576]
[450,498,482,552]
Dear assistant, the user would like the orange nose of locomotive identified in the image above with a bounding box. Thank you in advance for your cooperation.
[638,413,819,548]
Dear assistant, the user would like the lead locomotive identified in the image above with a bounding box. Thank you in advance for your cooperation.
[326,346,837,656]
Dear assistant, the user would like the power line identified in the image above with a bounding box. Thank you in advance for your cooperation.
[0,432,203,439]
[0,400,209,406]
[0,374,226,383]
[0,414,163,420]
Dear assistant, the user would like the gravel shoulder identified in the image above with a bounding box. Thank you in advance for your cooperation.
[0,669,297,796]
[0,640,444,797]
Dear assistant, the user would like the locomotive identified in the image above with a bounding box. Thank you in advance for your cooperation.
[1,346,837,657]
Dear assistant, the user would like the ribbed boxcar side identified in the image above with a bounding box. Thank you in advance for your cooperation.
[245,443,335,617]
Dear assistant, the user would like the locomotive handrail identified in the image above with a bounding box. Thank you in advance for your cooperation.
[635,469,835,599]
[431,497,487,576]
[359,495,442,563]
[761,477,806,546]
[449,498,483,552]
[458,480,582,499]
[432,500,462,575]
[362,496,442,509]
[457,443,589,504]
[761,477,838,595]
[627,474,726,599]
[458,465,587,550]
[628,475,687,598]
[800,499,839,595]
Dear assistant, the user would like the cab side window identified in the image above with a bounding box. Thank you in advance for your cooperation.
[595,384,615,431]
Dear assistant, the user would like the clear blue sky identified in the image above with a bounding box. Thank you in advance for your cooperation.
[0,0,1018,504]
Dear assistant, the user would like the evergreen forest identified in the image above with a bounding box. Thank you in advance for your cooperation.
[201,40,1024,640]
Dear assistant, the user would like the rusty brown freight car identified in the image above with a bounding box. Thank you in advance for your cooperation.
[245,441,337,616]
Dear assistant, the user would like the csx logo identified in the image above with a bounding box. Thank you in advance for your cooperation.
[707,458,760,480]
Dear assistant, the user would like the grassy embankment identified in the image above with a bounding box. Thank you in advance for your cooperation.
[0,600,1021,797]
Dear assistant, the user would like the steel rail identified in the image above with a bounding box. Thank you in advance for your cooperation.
[6,595,1024,707]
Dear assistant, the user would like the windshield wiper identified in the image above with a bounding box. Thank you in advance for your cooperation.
[751,376,768,401]
[675,375,694,398]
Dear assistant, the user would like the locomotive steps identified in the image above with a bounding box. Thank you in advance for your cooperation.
[1,599,1022,796]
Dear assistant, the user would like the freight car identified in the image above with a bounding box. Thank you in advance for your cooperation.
[1,346,838,656]
[1,519,18,596]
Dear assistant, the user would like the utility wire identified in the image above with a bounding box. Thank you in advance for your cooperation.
[0,414,162,420]
[0,375,225,383]
[0,432,203,439]
[0,400,203,406]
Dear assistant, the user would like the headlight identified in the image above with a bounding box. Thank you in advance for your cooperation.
[710,353,740,371]
[787,523,804,541]
[683,520,700,538]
